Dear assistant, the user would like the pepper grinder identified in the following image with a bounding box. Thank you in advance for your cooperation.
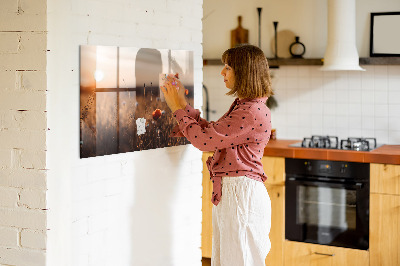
[273,21,279,58]
[257,8,262,48]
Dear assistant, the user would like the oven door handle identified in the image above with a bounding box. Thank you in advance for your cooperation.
[287,177,364,189]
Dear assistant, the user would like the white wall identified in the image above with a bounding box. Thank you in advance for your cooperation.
[203,0,400,145]
[46,0,203,266]
[203,0,400,58]
[0,0,48,265]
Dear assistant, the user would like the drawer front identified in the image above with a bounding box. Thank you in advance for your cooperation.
[284,241,369,266]
[370,163,400,195]
[262,156,285,185]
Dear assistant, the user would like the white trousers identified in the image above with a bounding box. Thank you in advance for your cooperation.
[212,176,271,266]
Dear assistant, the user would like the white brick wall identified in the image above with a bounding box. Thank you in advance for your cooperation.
[0,0,48,265]
[46,1,203,266]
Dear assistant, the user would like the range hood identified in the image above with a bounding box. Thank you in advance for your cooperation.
[320,0,365,71]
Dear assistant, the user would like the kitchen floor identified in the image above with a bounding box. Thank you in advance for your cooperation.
[202,257,211,266]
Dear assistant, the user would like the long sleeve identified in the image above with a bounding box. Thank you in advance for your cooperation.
[173,105,256,152]
[170,104,210,137]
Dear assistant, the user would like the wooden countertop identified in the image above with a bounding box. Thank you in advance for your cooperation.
[263,139,400,165]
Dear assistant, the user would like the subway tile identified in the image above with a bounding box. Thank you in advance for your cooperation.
[273,76,287,90]
[286,77,299,89]
[297,89,313,103]
[323,127,337,136]
[361,129,375,138]
[287,113,300,127]
[311,87,323,101]
[388,91,400,104]
[336,90,349,103]
[362,103,375,116]
[323,87,336,103]
[374,77,388,91]
[322,70,335,78]
[310,77,324,90]
[311,102,324,113]
[374,65,388,77]
[388,104,400,117]
[374,90,388,104]
[335,115,348,129]
[335,72,349,90]
[362,116,375,130]
[297,127,312,137]
[323,115,336,129]
[362,65,375,74]
[310,66,324,77]
[336,103,349,116]
[388,75,400,91]
[349,128,362,137]
[348,74,362,90]
[274,66,287,77]
[348,103,362,116]
[361,75,374,91]
[388,117,400,131]
[311,114,324,128]
[311,127,324,136]
[374,130,389,144]
[375,104,389,117]
[388,131,400,144]
[285,66,298,77]
[297,101,312,114]
[348,90,362,103]
[374,117,389,131]
[323,103,336,115]
[388,65,400,76]
[362,90,375,104]
[336,128,349,140]
[298,77,310,89]
[348,116,362,129]
[323,76,336,91]
[298,67,311,78]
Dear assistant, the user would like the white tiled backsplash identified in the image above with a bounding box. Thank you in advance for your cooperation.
[203,65,400,145]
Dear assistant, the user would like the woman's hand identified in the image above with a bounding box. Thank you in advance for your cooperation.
[160,74,188,113]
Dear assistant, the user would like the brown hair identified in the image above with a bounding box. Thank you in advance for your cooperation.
[221,44,273,99]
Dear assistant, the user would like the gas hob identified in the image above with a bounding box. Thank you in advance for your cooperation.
[289,135,382,151]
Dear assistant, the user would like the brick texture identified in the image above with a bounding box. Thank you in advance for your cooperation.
[0,0,47,264]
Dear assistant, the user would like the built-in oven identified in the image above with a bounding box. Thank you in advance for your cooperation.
[285,158,369,250]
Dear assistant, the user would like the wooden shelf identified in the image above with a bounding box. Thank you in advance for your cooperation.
[359,57,400,65]
[268,58,322,67]
[203,57,400,67]
[203,58,323,67]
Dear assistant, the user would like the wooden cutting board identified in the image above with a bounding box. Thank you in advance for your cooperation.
[231,16,249,48]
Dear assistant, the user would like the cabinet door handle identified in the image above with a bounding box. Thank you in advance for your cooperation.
[314,252,335,257]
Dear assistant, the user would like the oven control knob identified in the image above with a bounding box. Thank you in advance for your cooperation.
[304,161,312,171]
[340,164,347,174]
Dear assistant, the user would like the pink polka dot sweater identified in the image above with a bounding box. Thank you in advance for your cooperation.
[171,97,272,206]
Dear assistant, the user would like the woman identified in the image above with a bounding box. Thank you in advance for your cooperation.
[161,44,273,266]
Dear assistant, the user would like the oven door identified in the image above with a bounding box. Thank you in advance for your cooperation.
[285,177,369,250]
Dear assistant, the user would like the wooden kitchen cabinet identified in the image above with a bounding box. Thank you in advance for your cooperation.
[264,184,285,266]
[284,241,369,266]
[202,152,214,258]
[370,163,400,266]
[370,163,400,195]
[261,156,285,186]
[261,156,285,266]
[370,193,400,266]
